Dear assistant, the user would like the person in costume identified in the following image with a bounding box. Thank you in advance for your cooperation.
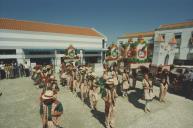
[142,74,155,112]
[89,78,100,110]
[122,69,130,97]
[159,78,168,102]
[102,78,118,128]
[40,90,63,128]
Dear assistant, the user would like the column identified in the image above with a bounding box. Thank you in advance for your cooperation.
[16,49,25,64]
[80,50,83,64]
[55,50,61,73]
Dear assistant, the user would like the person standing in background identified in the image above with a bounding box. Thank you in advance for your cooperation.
[24,61,30,77]
[0,61,5,79]
[159,78,168,102]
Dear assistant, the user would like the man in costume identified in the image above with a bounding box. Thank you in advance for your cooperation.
[40,90,63,128]
[102,78,118,128]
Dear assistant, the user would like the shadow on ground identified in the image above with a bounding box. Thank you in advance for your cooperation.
[91,110,106,128]
[127,88,145,111]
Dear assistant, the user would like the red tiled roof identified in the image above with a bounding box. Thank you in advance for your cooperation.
[118,31,154,39]
[0,18,103,37]
[158,21,193,30]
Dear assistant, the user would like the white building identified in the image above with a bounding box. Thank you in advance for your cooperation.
[0,18,107,71]
[152,21,193,66]
[117,31,154,46]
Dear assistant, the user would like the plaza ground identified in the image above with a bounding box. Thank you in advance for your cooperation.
[0,77,193,128]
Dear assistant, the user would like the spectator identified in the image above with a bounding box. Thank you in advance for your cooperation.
[24,62,30,77]
[0,62,5,79]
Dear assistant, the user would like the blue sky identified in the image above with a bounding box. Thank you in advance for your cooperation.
[0,0,193,43]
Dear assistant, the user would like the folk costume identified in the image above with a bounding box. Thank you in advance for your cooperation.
[40,90,63,128]
[102,78,118,128]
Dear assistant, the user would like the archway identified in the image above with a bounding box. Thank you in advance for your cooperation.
[164,54,169,65]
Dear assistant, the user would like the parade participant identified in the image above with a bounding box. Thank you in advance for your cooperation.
[47,75,60,94]
[60,71,67,87]
[34,66,42,85]
[89,78,99,110]
[122,69,130,97]
[103,70,109,81]
[86,65,94,97]
[112,70,118,87]
[142,74,155,112]
[159,78,168,102]
[102,78,118,128]
[40,90,63,128]
[79,66,87,102]
[66,63,73,90]
[46,65,53,76]
[39,67,48,88]
[72,67,80,94]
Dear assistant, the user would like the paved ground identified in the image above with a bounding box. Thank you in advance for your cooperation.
[0,77,193,128]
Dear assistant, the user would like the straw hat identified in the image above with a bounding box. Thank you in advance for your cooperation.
[42,90,54,100]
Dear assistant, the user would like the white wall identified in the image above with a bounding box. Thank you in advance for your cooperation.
[152,27,193,65]
[0,29,105,49]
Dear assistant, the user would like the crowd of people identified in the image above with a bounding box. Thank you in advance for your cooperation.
[0,61,30,80]
[29,61,175,128]
[1,59,192,128]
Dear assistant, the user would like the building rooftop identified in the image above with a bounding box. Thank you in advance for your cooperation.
[118,31,154,39]
[0,18,103,37]
[156,21,193,30]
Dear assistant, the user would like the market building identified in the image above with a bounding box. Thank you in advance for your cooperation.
[0,18,107,71]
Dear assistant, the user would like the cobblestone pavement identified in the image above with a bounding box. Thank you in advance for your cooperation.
[0,77,193,128]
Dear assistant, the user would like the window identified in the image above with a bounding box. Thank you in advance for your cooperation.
[175,33,182,48]
[0,49,16,55]
[161,34,165,40]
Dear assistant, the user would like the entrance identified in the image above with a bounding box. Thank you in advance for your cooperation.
[164,54,169,65]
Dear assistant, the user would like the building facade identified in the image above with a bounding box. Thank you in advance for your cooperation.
[0,18,107,71]
[117,31,154,46]
[153,21,193,66]
[117,21,193,66]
